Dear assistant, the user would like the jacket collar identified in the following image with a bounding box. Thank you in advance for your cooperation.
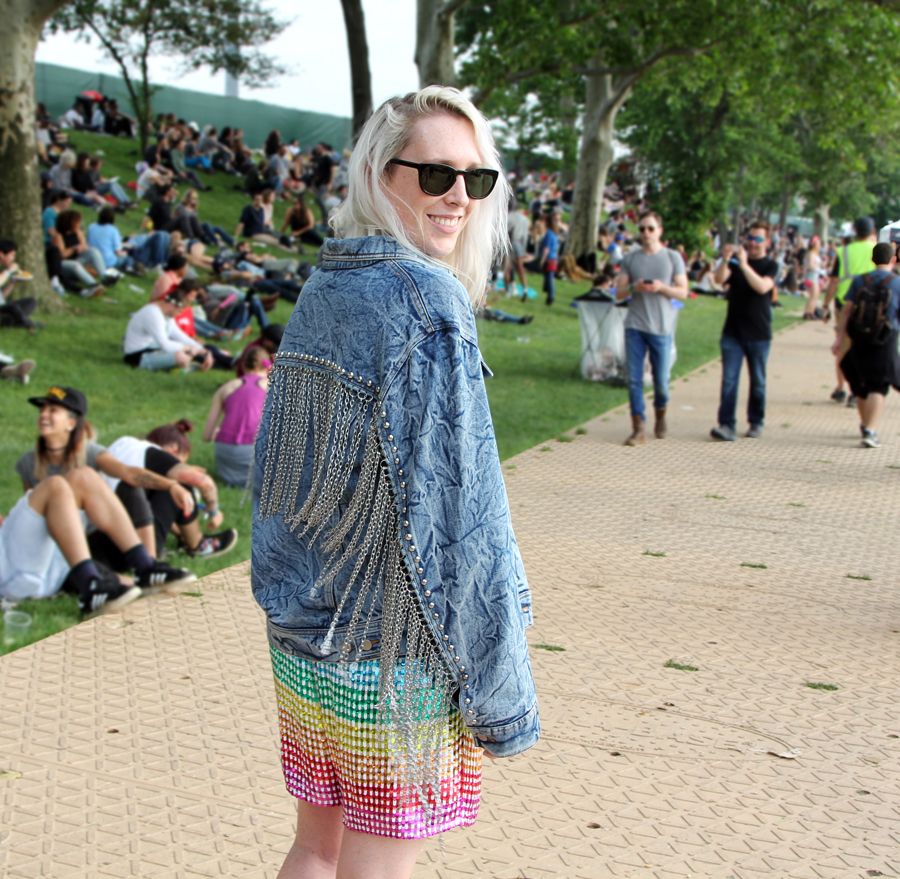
[316,235,443,272]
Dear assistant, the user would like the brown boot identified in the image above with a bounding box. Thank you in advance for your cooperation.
[624,414,646,446]
[654,408,667,439]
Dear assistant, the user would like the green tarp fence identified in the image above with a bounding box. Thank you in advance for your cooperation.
[36,62,352,150]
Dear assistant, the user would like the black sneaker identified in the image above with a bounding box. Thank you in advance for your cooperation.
[187,528,238,559]
[831,388,847,403]
[80,564,142,619]
[847,394,857,408]
[136,561,197,594]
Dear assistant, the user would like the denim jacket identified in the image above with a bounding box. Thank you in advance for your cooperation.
[252,235,539,758]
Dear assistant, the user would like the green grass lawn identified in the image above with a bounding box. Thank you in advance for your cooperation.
[0,131,799,653]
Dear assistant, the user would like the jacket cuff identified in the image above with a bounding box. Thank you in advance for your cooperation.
[470,702,540,758]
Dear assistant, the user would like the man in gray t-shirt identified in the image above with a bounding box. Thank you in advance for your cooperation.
[506,199,531,299]
[614,212,688,445]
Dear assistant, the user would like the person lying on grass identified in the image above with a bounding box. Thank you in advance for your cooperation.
[0,465,195,618]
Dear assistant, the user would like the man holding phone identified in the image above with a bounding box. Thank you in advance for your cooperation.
[710,221,779,441]
[614,211,689,445]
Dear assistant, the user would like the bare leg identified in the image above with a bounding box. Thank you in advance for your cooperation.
[516,256,528,293]
[27,476,91,566]
[276,800,424,879]
[65,467,142,552]
[805,281,821,315]
[137,523,157,558]
[862,392,885,430]
[336,827,424,879]
[179,517,203,551]
[277,801,343,879]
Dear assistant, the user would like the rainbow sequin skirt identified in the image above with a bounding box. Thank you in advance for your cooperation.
[271,646,482,838]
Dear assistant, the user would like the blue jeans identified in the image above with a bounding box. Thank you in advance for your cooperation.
[543,269,555,304]
[201,223,235,247]
[625,327,672,420]
[127,232,170,270]
[185,155,212,170]
[97,180,132,206]
[717,333,771,429]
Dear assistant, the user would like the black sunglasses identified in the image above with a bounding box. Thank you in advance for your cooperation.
[388,158,499,199]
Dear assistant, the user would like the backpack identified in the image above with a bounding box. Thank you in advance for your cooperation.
[849,273,894,345]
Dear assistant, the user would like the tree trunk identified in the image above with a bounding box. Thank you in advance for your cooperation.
[340,0,373,142]
[0,0,69,310]
[415,0,461,88]
[558,94,577,187]
[778,184,791,229]
[730,164,747,244]
[567,57,632,265]
[813,203,830,248]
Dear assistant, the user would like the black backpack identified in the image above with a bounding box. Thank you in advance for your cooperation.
[849,273,894,345]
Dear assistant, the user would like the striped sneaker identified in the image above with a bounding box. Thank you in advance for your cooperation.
[80,565,142,620]
[136,561,197,594]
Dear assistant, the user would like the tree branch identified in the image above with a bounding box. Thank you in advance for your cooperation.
[438,0,471,18]
[574,41,716,78]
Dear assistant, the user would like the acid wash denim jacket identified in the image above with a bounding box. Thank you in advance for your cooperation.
[252,235,539,764]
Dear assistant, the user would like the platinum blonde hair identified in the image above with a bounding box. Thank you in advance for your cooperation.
[331,86,510,306]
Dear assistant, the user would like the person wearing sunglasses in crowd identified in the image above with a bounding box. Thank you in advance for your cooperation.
[710,220,779,441]
[614,210,689,445]
[251,87,538,879]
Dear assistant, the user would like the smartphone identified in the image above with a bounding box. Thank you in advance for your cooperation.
[643,279,654,284]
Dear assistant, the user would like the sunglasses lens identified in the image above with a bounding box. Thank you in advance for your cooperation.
[418,164,455,196]
[463,169,497,199]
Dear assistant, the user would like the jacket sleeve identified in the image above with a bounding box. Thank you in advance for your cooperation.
[392,326,539,757]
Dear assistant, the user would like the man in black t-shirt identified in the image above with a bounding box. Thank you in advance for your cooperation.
[710,221,779,441]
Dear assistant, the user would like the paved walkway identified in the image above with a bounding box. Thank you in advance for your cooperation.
[2,320,900,878]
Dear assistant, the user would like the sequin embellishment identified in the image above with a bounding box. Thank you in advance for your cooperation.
[272,647,482,838]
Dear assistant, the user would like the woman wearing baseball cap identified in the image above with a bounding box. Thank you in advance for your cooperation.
[15,386,199,582]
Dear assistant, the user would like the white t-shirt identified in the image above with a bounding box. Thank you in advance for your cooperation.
[101,437,157,493]
[124,303,198,356]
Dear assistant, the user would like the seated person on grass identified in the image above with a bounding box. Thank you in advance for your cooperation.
[1,468,148,618]
[101,419,237,560]
[0,240,42,331]
[151,253,189,301]
[16,386,198,566]
[6,399,199,615]
[235,323,284,376]
[164,280,237,370]
[235,191,294,250]
[88,155,134,209]
[123,286,214,372]
[202,346,270,487]
[47,209,111,297]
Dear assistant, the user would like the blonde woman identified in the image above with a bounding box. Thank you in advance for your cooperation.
[252,87,538,878]
[803,236,823,318]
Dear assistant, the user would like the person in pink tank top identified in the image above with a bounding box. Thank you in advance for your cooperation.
[202,347,269,486]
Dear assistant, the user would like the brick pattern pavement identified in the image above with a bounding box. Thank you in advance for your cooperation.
[2,321,899,878]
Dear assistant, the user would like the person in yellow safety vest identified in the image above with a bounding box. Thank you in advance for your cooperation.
[822,217,878,404]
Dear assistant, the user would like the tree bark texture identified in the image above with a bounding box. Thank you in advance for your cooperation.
[567,57,632,263]
[340,0,373,142]
[813,203,830,248]
[778,184,792,230]
[0,0,70,309]
[415,0,459,88]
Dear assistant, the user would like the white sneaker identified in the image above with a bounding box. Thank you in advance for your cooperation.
[0,351,15,366]
[50,277,67,297]
[1,360,36,384]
